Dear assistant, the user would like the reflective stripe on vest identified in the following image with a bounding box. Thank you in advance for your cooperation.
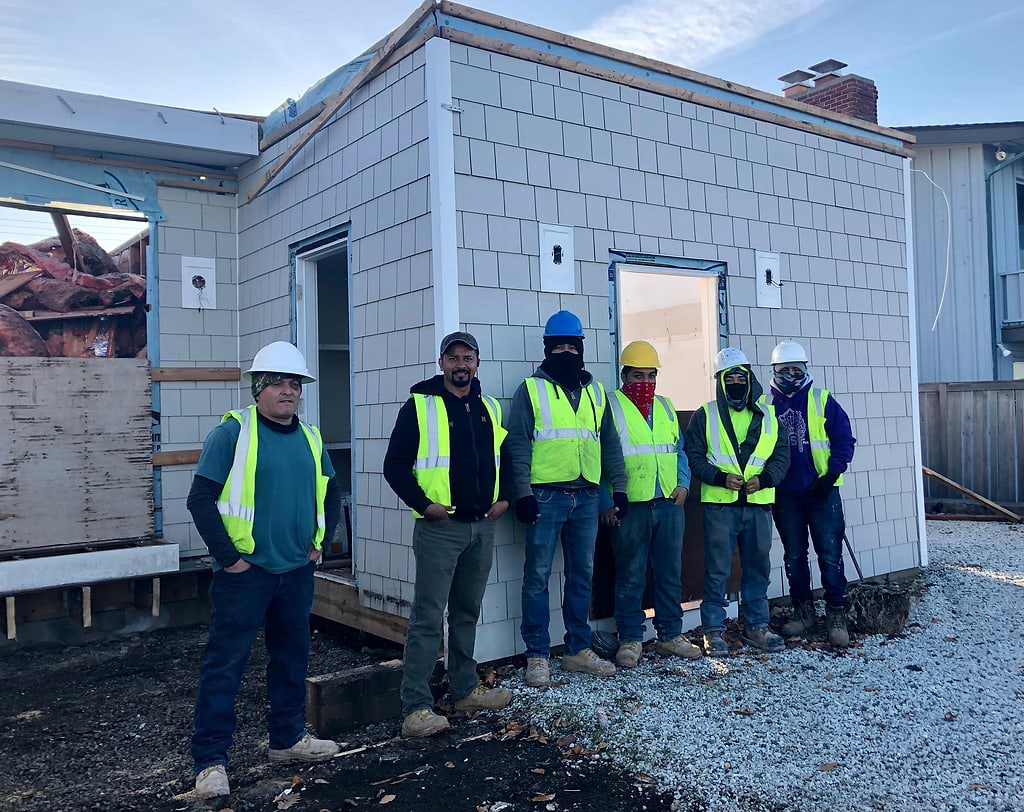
[609,390,679,502]
[216,405,328,554]
[807,387,844,487]
[700,397,779,505]
[526,377,606,485]
[411,393,506,518]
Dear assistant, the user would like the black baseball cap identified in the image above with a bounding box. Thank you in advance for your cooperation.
[439,331,480,356]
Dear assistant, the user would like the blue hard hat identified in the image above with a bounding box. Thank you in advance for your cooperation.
[543,310,584,337]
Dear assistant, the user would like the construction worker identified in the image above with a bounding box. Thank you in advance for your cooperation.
[685,347,790,656]
[506,310,628,687]
[601,341,701,667]
[187,341,343,799]
[768,340,856,647]
[383,332,512,737]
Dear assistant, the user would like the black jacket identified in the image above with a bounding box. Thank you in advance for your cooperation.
[684,367,791,506]
[383,375,508,522]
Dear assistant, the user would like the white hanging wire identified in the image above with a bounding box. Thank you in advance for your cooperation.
[910,168,952,332]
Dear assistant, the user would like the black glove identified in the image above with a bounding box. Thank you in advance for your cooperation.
[516,495,541,525]
[809,473,839,500]
[613,492,629,521]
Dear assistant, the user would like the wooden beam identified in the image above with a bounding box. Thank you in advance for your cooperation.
[151,366,241,382]
[438,1,915,147]
[51,213,78,273]
[69,586,93,628]
[306,661,404,737]
[0,270,41,300]
[441,28,913,158]
[4,596,15,641]
[246,0,437,202]
[20,305,136,323]
[312,574,408,645]
[157,179,237,194]
[134,577,161,617]
[153,449,201,467]
[922,466,1023,523]
[54,153,236,180]
[0,137,53,153]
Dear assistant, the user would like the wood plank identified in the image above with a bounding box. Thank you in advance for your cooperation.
[0,270,41,299]
[51,213,78,273]
[21,305,135,323]
[312,574,408,645]
[0,138,53,152]
[922,466,1023,522]
[152,366,241,382]
[54,153,236,180]
[4,596,14,641]
[996,390,1013,503]
[134,577,161,617]
[306,661,403,737]
[937,383,948,496]
[69,586,93,628]
[157,179,237,194]
[246,0,437,202]
[1017,389,1024,505]
[153,449,201,467]
[0,358,153,554]
[973,389,988,503]
[438,2,914,145]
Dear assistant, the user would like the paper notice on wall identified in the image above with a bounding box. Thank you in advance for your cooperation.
[539,223,575,294]
[181,256,217,309]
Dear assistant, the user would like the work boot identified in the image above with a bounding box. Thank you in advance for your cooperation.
[781,600,817,637]
[702,632,728,657]
[615,641,643,668]
[655,635,703,660]
[741,626,785,653]
[194,765,229,799]
[826,607,850,648]
[560,648,617,677]
[269,733,340,763]
[401,708,450,738]
[525,657,551,688]
[454,684,513,712]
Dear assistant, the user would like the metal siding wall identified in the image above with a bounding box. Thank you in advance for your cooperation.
[911,145,991,383]
[990,160,1024,336]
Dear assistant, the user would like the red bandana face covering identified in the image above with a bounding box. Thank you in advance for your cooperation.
[622,381,656,420]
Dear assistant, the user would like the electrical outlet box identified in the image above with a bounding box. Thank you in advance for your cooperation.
[755,250,782,309]
[539,223,575,294]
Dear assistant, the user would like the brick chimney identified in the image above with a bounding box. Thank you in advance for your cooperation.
[778,60,878,124]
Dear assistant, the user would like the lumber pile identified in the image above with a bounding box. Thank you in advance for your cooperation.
[0,228,148,359]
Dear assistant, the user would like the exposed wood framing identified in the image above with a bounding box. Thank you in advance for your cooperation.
[0,138,52,153]
[4,596,14,640]
[441,27,913,158]
[312,573,408,645]
[438,1,913,148]
[0,270,40,299]
[134,577,161,617]
[69,586,93,628]
[51,213,78,273]
[151,366,241,382]
[20,305,135,322]
[153,449,201,467]
[922,467,1023,523]
[157,179,237,194]
[54,153,236,180]
[246,0,438,202]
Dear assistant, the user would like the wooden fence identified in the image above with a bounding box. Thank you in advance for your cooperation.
[919,381,1024,506]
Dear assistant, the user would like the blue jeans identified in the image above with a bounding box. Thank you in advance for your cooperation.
[700,504,773,632]
[192,561,315,773]
[773,489,848,609]
[611,498,684,642]
[521,486,599,657]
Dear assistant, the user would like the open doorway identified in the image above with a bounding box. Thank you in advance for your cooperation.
[295,239,353,571]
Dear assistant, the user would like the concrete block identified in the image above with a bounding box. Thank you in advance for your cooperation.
[611,133,639,169]
[634,203,672,238]
[500,74,534,113]
[457,174,505,216]
[489,216,522,253]
[550,155,581,191]
[607,198,634,232]
[518,113,563,153]
[470,139,496,178]
[554,87,584,123]
[452,62,501,105]
[563,123,592,160]
[619,168,646,202]
[527,150,551,187]
[681,148,716,183]
[705,185,728,215]
[485,106,519,146]
[498,252,531,289]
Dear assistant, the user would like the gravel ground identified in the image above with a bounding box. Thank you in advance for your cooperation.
[506,521,1024,812]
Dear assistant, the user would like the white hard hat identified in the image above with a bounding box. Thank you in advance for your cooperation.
[771,340,809,366]
[245,341,315,383]
[712,347,750,377]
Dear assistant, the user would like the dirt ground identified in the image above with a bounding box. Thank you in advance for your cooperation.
[0,622,674,812]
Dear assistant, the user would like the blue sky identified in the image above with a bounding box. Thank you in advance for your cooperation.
[2,0,1021,128]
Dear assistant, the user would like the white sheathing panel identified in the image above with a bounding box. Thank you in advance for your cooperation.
[0,544,180,594]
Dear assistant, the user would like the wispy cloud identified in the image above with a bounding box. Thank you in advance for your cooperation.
[575,0,828,70]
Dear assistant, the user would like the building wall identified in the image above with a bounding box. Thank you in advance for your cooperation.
[910,144,993,383]
[236,45,434,614]
[448,43,920,660]
[990,153,1024,375]
[154,186,242,558]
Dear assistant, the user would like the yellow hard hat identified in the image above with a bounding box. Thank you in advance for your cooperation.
[619,340,660,368]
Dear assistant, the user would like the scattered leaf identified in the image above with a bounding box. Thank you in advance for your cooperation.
[476,806,490,812]
[970,783,992,791]
[531,767,546,775]
[491,804,512,812]
[483,670,497,688]
[944,635,959,642]
[734,708,754,717]
[944,711,958,722]
[314,779,328,784]
[864,687,880,692]
[380,795,396,805]
[905,664,924,672]
[446,761,456,769]
[817,762,840,772]
[634,774,655,784]
[531,793,556,802]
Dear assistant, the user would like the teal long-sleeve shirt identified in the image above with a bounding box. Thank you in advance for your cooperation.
[600,409,691,510]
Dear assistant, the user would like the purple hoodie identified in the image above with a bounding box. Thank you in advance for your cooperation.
[770,383,856,494]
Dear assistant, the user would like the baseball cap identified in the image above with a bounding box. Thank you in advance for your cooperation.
[438,331,480,356]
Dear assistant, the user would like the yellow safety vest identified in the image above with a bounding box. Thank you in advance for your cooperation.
[701,397,779,505]
[411,393,506,518]
[807,387,844,486]
[216,405,328,554]
[608,389,679,502]
[525,377,606,486]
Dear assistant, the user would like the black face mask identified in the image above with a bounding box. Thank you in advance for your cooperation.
[541,351,584,391]
[724,381,749,410]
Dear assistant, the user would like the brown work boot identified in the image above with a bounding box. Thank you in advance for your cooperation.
[401,708,450,738]
[454,684,513,712]
[525,657,551,687]
[741,626,785,653]
[655,634,703,660]
[781,600,817,637]
[614,641,643,668]
[560,648,616,677]
[826,607,850,648]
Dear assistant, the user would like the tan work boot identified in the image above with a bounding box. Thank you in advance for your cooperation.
[455,684,513,712]
[560,648,616,677]
[525,656,551,687]
[401,708,450,738]
[826,607,850,648]
[655,634,703,660]
[269,733,340,763]
[194,765,230,799]
[615,641,643,668]
[781,600,817,637]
